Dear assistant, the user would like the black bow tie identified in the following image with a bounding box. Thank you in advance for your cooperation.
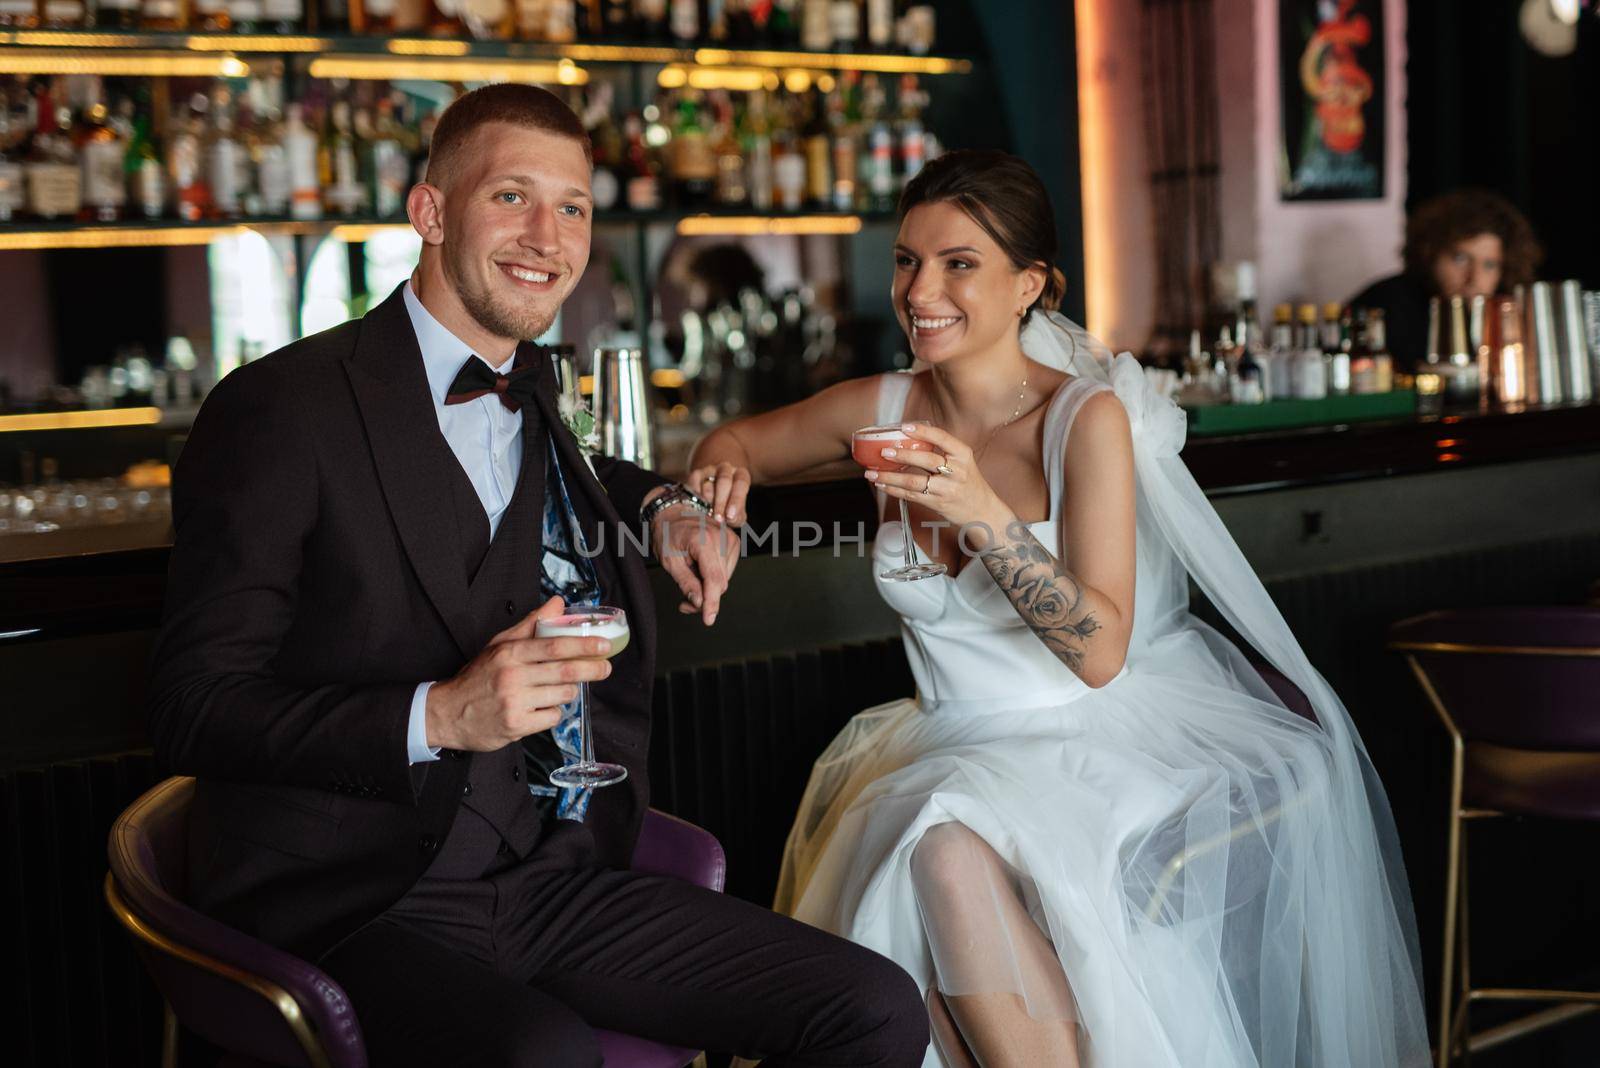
[444,354,542,412]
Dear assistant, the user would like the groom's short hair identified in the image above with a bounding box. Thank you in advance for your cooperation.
[425,83,592,191]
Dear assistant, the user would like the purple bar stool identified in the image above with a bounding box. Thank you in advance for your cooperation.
[105,776,725,1068]
[1390,606,1600,1068]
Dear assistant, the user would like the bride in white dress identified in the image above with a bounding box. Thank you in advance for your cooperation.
[688,150,1428,1067]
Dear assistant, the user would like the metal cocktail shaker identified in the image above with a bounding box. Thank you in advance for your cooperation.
[1524,282,1564,404]
[592,347,654,469]
[1554,280,1592,403]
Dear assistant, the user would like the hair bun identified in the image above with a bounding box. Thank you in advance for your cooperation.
[1039,266,1068,313]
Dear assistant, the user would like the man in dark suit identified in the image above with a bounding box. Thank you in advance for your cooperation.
[149,84,927,1067]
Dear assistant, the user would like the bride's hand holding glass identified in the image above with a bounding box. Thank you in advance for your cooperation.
[864,422,1010,539]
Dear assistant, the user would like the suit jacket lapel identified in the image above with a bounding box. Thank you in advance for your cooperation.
[344,285,477,659]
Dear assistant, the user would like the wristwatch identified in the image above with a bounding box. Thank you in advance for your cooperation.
[639,483,713,527]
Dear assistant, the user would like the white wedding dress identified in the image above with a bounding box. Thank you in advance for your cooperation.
[774,317,1429,1067]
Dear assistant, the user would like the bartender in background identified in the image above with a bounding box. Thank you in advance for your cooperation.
[1350,189,1542,373]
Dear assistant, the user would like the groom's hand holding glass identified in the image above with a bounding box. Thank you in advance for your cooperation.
[424,595,614,752]
[863,422,1017,552]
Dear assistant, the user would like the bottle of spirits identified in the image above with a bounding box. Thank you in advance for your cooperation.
[358,0,397,32]
[1267,302,1295,399]
[582,83,622,210]
[622,112,660,211]
[140,0,185,30]
[828,0,857,51]
[205,90,245,218]
[284,103,320,219]
[765,0,798,46]
[801,87,830,209]
[94,0,141,28]
[0,0,39,28]
[742,88,773,211]
[670,90,716,206]
[460,0,510,38]
[263,0,305,32]
[426,0,464,34]
[1346,307,1376,395]
[634,0,667,39]
[230,0,263,31]
[1292,303,1327,400]
[368,98,408,218]
[124,92,166,219]
[800,0,830,49]
[1367,309,1394,392]
[246,76,289,216]
[711,92,746,206]
[1318,302,1348,395]
[895,73,925,189]
[40,0,87,30]
[828,73,858,211]
[168,97,210,221]
[864,0,890,48]
[322,99,366,215]
[668,0,695,41]
[0,99,25,223]
[78,87,128,221]
[193,0,232,30]
[25,86,84,220]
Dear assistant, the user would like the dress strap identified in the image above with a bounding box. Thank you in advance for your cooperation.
[1042,377,1114,519]
[875,370,915,428]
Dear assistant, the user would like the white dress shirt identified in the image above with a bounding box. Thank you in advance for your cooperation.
[402,281,526,765]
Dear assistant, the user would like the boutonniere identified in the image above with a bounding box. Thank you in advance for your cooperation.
[556,388,601,477]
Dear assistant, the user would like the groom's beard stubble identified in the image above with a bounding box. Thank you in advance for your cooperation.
[446,252,562,344]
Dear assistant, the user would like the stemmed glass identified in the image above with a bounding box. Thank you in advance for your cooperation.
[852,425,947,582]
[535,605,631,788]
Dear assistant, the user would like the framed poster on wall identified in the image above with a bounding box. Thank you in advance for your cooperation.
[1279,0,1385,200]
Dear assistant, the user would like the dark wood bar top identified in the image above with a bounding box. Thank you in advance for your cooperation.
[2,398,1597,643]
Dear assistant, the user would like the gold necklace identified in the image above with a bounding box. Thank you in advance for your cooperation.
[933,374,1030,462]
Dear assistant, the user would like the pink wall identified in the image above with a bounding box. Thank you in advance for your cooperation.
[1077,0,1407,351]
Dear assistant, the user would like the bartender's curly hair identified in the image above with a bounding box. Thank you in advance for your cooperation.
[1403,189,1543,291]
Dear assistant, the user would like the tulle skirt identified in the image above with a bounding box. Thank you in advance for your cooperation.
[773,630,1430,1067]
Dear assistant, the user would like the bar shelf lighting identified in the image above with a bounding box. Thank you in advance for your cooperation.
[0,221,336,251]
[307,55,587,84]
[0,50,250,77]
[0,407,161,434]
[675,215,865,236]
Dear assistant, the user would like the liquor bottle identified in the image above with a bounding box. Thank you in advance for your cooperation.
[94,0,141,29]
[1320,302,1349,395]
[582,83,622,210]
[1366,309,1394,392]
[460,0,510,38]
[262,0,305,32]
[317,0,349,32]
[711,92,745,206]
[828,0,857,50]
[765,0,797,46]
[78,88,128,221]
[25,86,83,221]
[622,112,660,211]
[193,0,232,30]
[743,88,773,211]
[1292,303,1327,399]
[864,0,889,48]
[427,0,464,34]
[359,0,397,32]
[322,99,366,215]
[634,0,666,39]
[771,92,804,211]
[667,0,695,41]
[368,98,408,218]
[899,2,933,54]
[800,0,829,49]
[801,88,830,208]
[0,100,24,223]
[230,0,263,30]
[124,93,165,219]
[1266,303,1295,399]
[0,0,39,27]
[40,0,88,30]
[284,103,320,219]
[140,0,185,30]
[168,97,210,221]
[894,74,926,189]
[205,90,245,218]
[670,90,716,205]
[544,0,578,40]
[828,74,858,211]
[863,80,893,211]
[1347,307,1377,395]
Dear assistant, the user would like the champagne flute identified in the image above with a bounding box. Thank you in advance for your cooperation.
[852,425,947,582]
[535,605,631,788]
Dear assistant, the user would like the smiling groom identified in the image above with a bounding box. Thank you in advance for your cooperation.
[149,84,927,1067]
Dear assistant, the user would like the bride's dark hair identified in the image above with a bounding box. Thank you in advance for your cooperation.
[898,149,1068,323]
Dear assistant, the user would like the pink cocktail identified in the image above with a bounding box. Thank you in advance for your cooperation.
[852,425,947,582]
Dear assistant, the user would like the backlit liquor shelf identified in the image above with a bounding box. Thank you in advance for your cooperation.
[0,209,889,249]
[0,30,974,77]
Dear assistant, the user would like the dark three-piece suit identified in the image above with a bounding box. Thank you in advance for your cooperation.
[148,285,925,1067]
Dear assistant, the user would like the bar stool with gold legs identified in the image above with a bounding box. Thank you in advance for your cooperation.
[1390,606,1600,1067]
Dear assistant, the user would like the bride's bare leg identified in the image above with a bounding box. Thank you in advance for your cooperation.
[926,988,979,1068]
[910,823,1082,1068]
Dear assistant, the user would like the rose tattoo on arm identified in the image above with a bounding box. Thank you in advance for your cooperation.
[980,522,1102,674]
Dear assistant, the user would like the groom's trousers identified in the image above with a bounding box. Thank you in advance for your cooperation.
[318,838,929,1068]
